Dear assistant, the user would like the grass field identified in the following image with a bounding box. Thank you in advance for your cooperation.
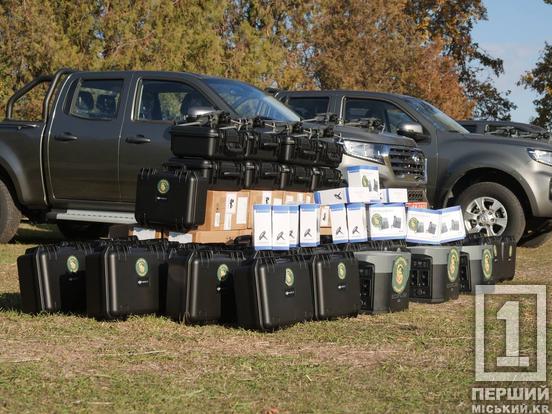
[0,224,550,413]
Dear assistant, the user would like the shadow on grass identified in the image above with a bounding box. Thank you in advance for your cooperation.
[0,292,22,312]
[11,222,65,245]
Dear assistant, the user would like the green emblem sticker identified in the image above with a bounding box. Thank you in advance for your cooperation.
[217,264,229,282]
[392,256,409,294]
[337,262,347,280]
[361,176,369,188]
[408,217,419,231]
[482,248,493,281]
[371,213,383,227]
[157,179,170,194]
[135,258,149,277]
[66,255,79,273]
[447,248,460,282]
[285,268,295,287]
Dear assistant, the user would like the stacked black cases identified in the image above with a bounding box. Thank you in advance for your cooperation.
[170,124,248,160]
[233,252,314,330]
[317,167,345,190]
[317,137,343,168]
[165,248,244,324]
[303,249,361,320]
[246,126,295,162]
[248,162,291,190]
[17,242,98,314]
[134,167,208,231]
[408,246,460,303]
[459,244,495,294]
[85,244,168,320]
[353,251,411,314]
[286,166,321,191]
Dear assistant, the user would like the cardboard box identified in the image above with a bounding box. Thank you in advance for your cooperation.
[288,204,299,248]
[284,191,314,205]
[198,190,249,231]
[314,187,348,205]
[131,226,163,240]
[300,204,320,247]
[272,205,290,250]
[253,204,272,250]
[187,230,242,244]
[367,203,407,240]
[247,190,273,228]
[347,187,381,203]
[272,190,285,206]
[167,231,193,244]
[380,188,408,203]
[319,205,331,227]
[346,203,368,242]
[346,165,380,198]
[330,204,348,244]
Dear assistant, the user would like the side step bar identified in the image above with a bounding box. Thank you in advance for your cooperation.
[47,209,137,224]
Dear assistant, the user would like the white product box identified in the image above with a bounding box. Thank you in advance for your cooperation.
[272,205,290,250]
[346,165,380,197]
[367,203,407,240]
[253,204,272,250]
[320,205,331,227]
[314,187,348,205]
[330,204,349,244]
[439,206,466,243]
[346,186,381,203]
[131,227,158,240]
[288,204,299,248]
[300,204,320,247]
[167,231,193,244]
[346,203,368,242]
[380,188,409,204]
[405,208,442,244]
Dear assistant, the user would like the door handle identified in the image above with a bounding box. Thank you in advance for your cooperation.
[54,132,78,142]
[125,135,151,144]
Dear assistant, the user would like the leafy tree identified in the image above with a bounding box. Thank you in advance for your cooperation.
[519,43,552,130]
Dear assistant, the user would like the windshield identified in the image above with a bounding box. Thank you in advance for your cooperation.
[403,97,469,133]
[204,78,300,122]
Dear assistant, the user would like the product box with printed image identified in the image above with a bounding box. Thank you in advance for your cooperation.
[346,165,380,198]
[253,204,272,250]
[272,205,290,250]
[367,203,407,240]
[439,206,466,243]
[346,203,368,242]
[406,208,442,244]
[330,204,348,244]
[299,204,320,247]
[380,188,408,204]
[314,187,348,206]
[247,190,273,228]
[288,204,299,248]
[319,205,331,228]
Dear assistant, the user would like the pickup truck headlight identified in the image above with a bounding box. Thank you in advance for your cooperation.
[343,140,387,164]
[528,148,552,166]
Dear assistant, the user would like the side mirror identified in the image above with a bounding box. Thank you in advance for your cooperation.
[397,122,424,139]
[187,106,217,119]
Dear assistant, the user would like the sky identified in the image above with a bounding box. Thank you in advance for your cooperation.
[472,0,552,122]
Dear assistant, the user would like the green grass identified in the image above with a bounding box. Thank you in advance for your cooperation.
[0,224,550,413]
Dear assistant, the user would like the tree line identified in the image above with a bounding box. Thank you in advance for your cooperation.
[0,0,548,125]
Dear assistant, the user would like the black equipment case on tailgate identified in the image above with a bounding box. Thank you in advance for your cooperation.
[353,250,411,314]
[408,246,460,303]
[17,242,98,314]
[85,243,168,320]
[165,247,244,324]
[170,124,248,160]
[300,246,360,320]
[135,167,208,231]
[233,251,314,330]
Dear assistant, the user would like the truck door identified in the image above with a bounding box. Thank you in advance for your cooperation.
[47,73,131,203]
[119,76,215,202]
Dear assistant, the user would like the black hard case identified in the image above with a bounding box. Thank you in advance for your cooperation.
[165,248,244,324]
[85,244,168,320]
[170,124,248,160]
[317,138,344,168]
[248,162,291,190]
[174,158,255,190]
[233,252,314,331]
[409,247,459,303]
[300,247,360,320]
[459,244,495,294]
[17,242,97,314]
[134,167,208,231]
[286,166,320,192]
[246,128,296,162]
[486,237,516,282]
[317,168,345,190]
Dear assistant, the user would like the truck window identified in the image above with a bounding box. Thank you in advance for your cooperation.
[287,97,330,120]
[136,80,212,122]
[344,98,415,134]
[68,79,123,120]
[462,124,477,133]
[10,82,50,122]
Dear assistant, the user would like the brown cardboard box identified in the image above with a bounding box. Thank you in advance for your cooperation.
[247,190,275,228]
[197,190,249,231]
[319,205,331,228]
[271,190,285,206]
[130,226,163,240]
[187,230,242,244]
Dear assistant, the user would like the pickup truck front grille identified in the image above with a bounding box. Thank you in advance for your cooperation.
[388,147,426,180]
[407,189,427,202]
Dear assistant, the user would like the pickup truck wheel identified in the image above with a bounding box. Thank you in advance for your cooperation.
[57,221,109,240]
[456,182,526,242]
[0,180,21,242]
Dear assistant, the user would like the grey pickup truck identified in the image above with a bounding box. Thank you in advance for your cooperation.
[276,90,552,245]
[0,69,426,242]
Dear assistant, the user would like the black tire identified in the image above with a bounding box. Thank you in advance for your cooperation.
[57,221,109,240]
[0,180,21,243]
[456,182,526,242]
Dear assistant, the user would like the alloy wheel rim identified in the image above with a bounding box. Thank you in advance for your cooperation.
[464,196,508,237]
